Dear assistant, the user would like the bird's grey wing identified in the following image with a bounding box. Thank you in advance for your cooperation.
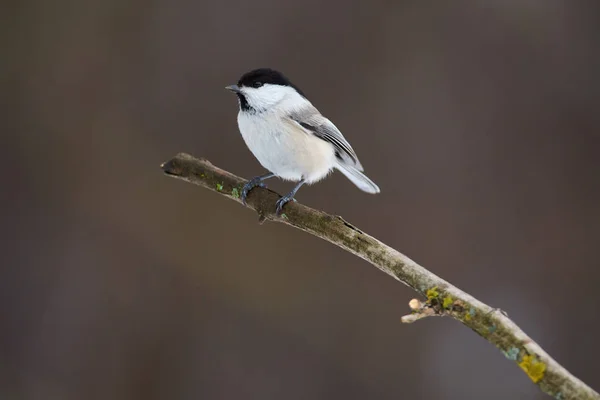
[288,106,363,171]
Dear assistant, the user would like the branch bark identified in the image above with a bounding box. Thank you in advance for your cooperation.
[161,152,599,400]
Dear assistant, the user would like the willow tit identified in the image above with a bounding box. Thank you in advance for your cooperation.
[226,68,380,215]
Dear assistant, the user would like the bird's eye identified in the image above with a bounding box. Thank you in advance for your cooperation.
[252,81,263,88]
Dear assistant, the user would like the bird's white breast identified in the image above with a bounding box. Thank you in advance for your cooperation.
[237,111,336,183]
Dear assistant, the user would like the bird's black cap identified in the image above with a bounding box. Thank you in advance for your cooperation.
[237,68,306,97]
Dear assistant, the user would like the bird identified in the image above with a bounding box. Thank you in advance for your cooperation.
[225,68,380,215]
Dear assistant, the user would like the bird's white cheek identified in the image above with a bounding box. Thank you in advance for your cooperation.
[242,89,279,111]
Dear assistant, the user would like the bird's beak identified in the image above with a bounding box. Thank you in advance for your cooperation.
[225,84,241,93]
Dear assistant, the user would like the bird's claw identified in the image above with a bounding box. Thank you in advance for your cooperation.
[275,196,296,216]
[241,178,266,206]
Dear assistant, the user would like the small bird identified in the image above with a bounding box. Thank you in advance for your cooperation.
[226,68,380,215]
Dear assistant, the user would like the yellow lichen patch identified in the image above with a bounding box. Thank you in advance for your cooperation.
[426,287,439,300]
[518,354,546,383]
[442,296,453,309]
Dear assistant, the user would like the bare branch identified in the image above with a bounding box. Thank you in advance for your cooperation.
[161,152,599,400]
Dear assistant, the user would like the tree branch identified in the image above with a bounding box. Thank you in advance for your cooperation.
[161,152,599,400]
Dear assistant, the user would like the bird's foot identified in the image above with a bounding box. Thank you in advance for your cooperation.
[275,195,296,216]
[241,177,267,205]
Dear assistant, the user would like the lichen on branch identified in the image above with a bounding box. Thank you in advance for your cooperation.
[161,152,599,400]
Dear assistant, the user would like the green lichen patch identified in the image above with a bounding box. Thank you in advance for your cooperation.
[518,354,546,383]
[231,187,240,199]
[503,347,520,361]
[216,182,223,191]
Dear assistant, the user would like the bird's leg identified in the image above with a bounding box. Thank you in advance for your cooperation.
[275,179,306,216]
[241,172,275,205]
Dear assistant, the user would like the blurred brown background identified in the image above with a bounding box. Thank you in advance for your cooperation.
[3,1,600,399]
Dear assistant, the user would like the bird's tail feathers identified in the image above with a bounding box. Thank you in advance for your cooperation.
[335,163,380,194]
